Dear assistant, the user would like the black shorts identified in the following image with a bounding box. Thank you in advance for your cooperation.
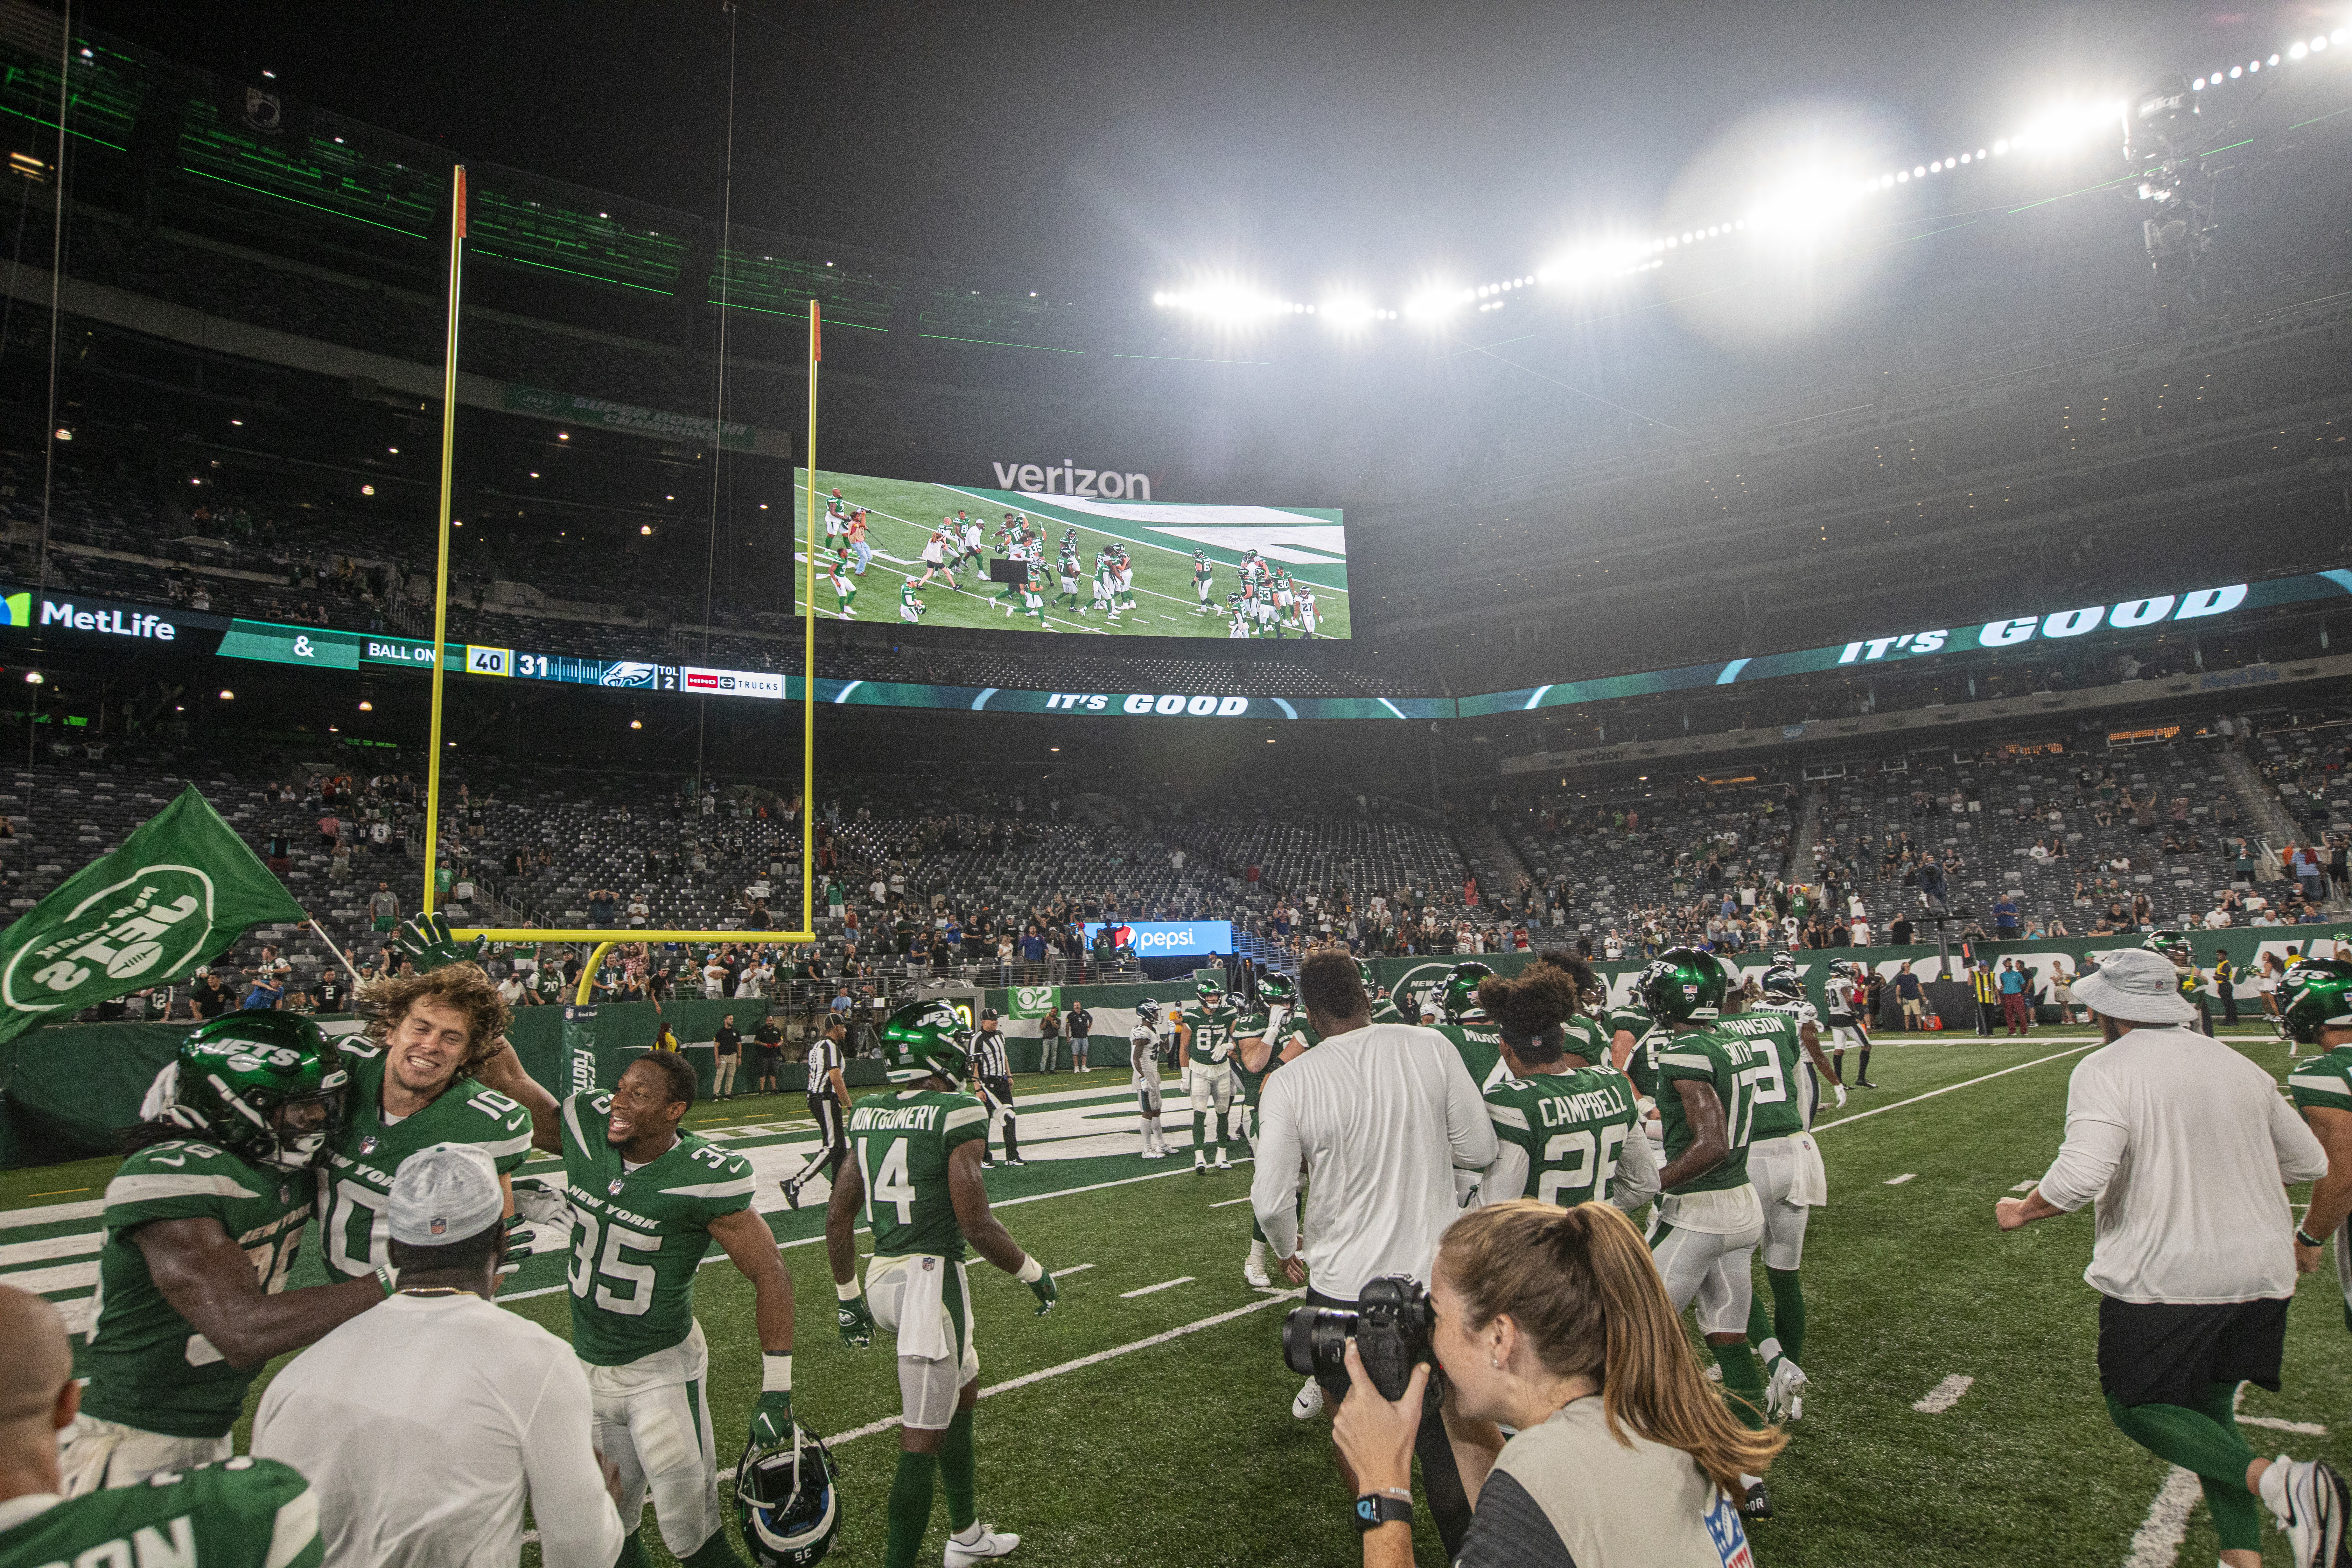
[2097,1294,2289,1408]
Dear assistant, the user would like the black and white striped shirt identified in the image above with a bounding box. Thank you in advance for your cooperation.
[805,1033,845,1098]
[970,1029,1010,1081]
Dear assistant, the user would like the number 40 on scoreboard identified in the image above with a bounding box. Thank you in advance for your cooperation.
[465,645,512,677]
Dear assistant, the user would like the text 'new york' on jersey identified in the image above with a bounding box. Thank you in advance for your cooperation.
[558,1092,757,1367]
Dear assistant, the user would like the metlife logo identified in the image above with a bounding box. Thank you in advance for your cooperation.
[0,587,216,642]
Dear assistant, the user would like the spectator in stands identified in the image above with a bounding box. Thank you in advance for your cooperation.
[587,888,618,925]
[369,882,399,934]
[240,969,284,1011]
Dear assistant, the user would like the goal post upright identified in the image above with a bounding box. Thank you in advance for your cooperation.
[413,160,815,952]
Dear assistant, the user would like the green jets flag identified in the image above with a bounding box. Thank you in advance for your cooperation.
[0,784,303,1042]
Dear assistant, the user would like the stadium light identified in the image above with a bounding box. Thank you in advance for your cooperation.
[1404,285,1465,321]
[640,524,653,534]
[360,484,374,495]
[218,690,233,700]
[23,671,41,684]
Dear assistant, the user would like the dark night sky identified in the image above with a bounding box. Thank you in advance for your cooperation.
[85,1,2313,292]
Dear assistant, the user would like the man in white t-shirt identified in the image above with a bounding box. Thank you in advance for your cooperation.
[702,958,728,1000]
[253,1144,625,1568]
[1997,948,2343,1568]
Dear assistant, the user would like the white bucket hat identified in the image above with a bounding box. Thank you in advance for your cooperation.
[2071,948,2198,1026]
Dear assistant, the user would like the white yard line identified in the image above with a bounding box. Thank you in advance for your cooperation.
[1057,1264,1095,1276]
[2124,1468,2202,1568]
[1119,1276,1195,1299]
[1911,1374,1973,1413]
[2240,1415,2328,1435]
[1209,1196,1253,1208]
[1883,1173,1918,1186]
[1812,1045,2098,1134]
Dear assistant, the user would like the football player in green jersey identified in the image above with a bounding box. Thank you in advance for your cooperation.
[1722,965,1848,1424]
[2146,929,2215,1036]
[3,1284,325,1567]
[318,934,547,1286]
[522,1049,799,1568]
[1176,976,1241,1171]
[2283,959,2352,1330]
[1363,959,1403,1024]
[1229,972,1307,1287]
[1639,947,1775,1517]
[63,1014,386,1492]
[828,1001,1057,1568]
[1429,960,1510,1093]
[1472,966,1659,1213]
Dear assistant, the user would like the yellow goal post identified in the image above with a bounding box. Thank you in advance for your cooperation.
[414,164,818,951]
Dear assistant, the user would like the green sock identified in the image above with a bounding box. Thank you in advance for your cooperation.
[1193,1111,1205,1151]
[1766,1267,1807,1365]
[679,1527,747,1568]
[940,1408,977,1534]
[2107,1387,2262,1554]
[885,1450,940,1568]
[1745,1289,1772,1352]
[614,1535,651,1568]
[1710,1342,1767,1431]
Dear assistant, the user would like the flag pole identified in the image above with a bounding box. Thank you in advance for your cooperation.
[422,165,466,918]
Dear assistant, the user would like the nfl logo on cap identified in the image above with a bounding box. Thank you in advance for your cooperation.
[430,1216,448,1236]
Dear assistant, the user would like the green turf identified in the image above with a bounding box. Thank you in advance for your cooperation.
[12,1033,2347,1567]
[794,466,1353,641]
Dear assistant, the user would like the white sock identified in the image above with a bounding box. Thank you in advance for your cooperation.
[952,1521,986,1546]
[2259,1457,2291,1523]
[1758,1336,1784,1367]
[1249,1239,1268,1265]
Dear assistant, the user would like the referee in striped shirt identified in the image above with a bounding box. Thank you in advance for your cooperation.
[971,1010,1023,1167]
[782,1015,854,1208]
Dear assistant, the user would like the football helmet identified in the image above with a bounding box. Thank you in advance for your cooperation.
[1137,997,1163,1028]
[1638,947,1728,1024]
[1355,958,1389,1004]
[737,1427,841,1568]
[877,999,971,1087]
[1826,958,1865,983]
[155,1013,350,1171]
[1196,976,1226,1005]
[1257,971,1297,1006]
[2278,959,2352,1045]
[2142,929,2194,964]
[1761,962,1806,1002]
[1439,961,1496,1024]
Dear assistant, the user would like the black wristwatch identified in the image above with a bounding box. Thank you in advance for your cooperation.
[1354,1493,1414,1533]
[2297,1228,2326,1249]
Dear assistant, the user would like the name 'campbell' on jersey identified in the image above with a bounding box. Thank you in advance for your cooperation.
[316,1040,533,1282]
[559,1091,757,1367]
[847,1087,988,1260]
[1484,1067,1643,1207]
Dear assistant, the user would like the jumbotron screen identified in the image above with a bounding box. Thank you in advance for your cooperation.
[799,467,1350,640]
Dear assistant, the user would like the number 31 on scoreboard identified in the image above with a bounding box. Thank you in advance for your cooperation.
[465,645,513,677]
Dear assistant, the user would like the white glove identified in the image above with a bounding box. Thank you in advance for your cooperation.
[1833,1083,1849,1109]
[509,1176,572,1229]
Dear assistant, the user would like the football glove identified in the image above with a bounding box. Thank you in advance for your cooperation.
[1027,1269,1058,1316]
[499,1212,536,1268]
[392,911,486,974]
[836,1292,875,1349]
[1832,1082,1848,1109]
[749,1390,794,1449]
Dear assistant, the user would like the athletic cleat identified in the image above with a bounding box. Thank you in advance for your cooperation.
[1292,1380,1325,1420]
[1006,1156,1026,1167]
[2264,1455,2348,1568]
[1742,1481,1773,1520]
[1194,1152,1209,1172]
[778,1182,802,1210]
[1856,1078,1879,1088]
[944,1523,1022,1564]
[1244,1255,1271,1288]
[981,1159,995,1170]
[1215,1152,1233,1170]
[1765,1358,1808,1423]
[1141,1149,1164,1160]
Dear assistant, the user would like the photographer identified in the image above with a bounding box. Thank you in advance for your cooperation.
[1253,949,1496,1554]
[1332,1201,1780,1567]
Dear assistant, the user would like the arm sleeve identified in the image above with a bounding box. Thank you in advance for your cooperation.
[2270,1088,2331,1185]
[1250,1076,1305,1259]
[1443,1048,1502,1173]
[1451,1468,1580,1568]
[1479,1140,1531,1207]
[1611,1121,1662,1213]
[520,1353,628,1568]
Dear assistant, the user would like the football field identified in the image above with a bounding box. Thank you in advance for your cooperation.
[791,466,1353,640]
[4,1026,2346,1567]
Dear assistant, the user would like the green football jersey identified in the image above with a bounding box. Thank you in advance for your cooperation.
[83,1141,313,1438]
[1652,1027,1758,1196]
[1711,1008,1807,1139]
[316,1043,533,1282]
[1368,996,1402,1025]
[1624,1016,1678,1102]
[559,1091,757,1366]
[1184,1003,1242,1065]
[1230,1015,1283,1107]
[847,1088,988,1260]
[0,1456,321,1568]
[1434,1019,1512,1093]
[2289,1046,2352,1117]
[1484,1068,1642,1207]
[1561,1014,1613,1064]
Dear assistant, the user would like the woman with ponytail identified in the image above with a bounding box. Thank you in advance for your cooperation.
[1334,1199,1782,1567]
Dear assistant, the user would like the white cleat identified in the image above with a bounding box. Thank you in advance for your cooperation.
[2263,1455,2350,1568]
[945,1523,1022,1564]
[1194,1152,1208,1172]
[1215,1152,1233,1170]
[1244,1255,1271,1288]
[1765,1358,1808,1423]
[1292,1379,1325,1420]
[1140,1149,1164,1160]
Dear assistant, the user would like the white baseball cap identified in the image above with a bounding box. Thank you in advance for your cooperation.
[2071,948,2198,1026]
[387,1143,504,1246]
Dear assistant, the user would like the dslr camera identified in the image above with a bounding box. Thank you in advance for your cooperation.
[1282,1275,1435,1403]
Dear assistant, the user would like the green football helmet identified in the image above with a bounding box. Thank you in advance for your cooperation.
[1355,958,1386,1000]
[877,999,971,1087]
[1440,961,1496,1024]
[1638,947,1728,1024]
[2278,959,2352,1045]
[1196,975,1227,1005]
[1257,971,1297,1007]
[157,1013,350,1171]
[2143,930,2194,964]
[736,1427,841,1567]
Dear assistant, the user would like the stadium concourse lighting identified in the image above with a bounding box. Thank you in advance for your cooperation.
[1152,284,1310,323]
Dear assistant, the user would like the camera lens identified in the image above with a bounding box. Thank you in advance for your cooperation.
[1281,1306,1357,1382]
